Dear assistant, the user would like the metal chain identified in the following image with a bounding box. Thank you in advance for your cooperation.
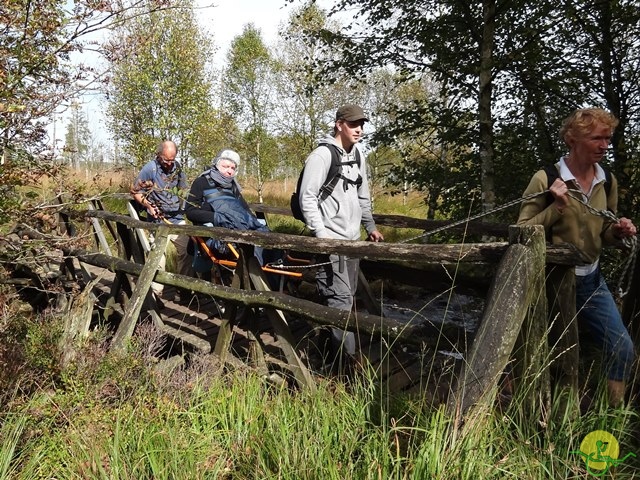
[399,190,548,244]
[565,189,619,222]
[616,235,637,298]
[563,188,640,298]
[242,187,638,295]
[265,258,333,270]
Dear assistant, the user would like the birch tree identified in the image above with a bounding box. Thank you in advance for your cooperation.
[104,0,218,168]
[223,24,277,202]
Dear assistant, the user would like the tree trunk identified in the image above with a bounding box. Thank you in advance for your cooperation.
[479,0,496,215]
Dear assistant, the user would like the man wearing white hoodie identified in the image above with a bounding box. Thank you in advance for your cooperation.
[298,104,384,366]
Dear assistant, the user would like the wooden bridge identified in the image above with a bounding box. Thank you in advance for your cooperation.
[5,197,640,417]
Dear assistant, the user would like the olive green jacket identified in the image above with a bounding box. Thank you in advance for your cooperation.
[517,161,618,264]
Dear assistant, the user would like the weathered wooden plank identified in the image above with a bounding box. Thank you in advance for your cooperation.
[111,226,169,351]
[248,256,316,391]
[148,310,213,353]
[90,199,120,252]
[87,202,113,256]
[510,225,551,423]
[60,276,102,368]
[78,211,588,266]
[447,225,546,415]
[81,210,505,263]
[162,316,214,340]
[213,260,242,363]
[248,203,510,237]
[126,201,151,254]
[74,251,460,349]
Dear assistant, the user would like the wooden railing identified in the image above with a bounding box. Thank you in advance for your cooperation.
[5,198,639,419]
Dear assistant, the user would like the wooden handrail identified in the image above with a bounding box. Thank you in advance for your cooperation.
[73,209,589,266]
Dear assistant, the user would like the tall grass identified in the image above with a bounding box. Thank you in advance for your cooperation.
[247,180,428,243]
[1,311,637,480]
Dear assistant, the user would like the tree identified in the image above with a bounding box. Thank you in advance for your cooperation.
[222,24,278,202]
[273,4,366,174]
[0,0,181,224]
[104,0,218,168]
[557,0,640,216]
[62,100,92,168]
[1,0,74,164]
[294,0,640,221]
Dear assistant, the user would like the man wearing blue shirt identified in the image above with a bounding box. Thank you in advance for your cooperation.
[131,140,192,302]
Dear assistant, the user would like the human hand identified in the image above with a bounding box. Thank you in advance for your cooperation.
[613,217,637,239]
[549,178,569,211]
[146,202,160,218]
[368,230,384,242]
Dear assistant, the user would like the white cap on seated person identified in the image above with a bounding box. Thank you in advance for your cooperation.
[214,149,240,177]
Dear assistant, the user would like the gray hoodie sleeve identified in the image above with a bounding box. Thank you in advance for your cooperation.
[299,145,333,238]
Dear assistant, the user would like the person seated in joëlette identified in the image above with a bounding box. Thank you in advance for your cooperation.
[185,149,273,265]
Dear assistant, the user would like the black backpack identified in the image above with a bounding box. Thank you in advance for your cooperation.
[543,164,612,207]
[290,144,362,222]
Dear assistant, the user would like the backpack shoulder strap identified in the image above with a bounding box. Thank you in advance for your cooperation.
[318,144,345,201]
[603,168,612,197]
[318,144,363,201]
[543,164,559,185]
[544,164,613,206]
[543,164,560,207]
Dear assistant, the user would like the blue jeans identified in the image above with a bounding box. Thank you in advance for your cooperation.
[576,268,635,382]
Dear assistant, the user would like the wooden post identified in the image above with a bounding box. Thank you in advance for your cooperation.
[90,199,120,247]
[126,201,151,254]
[87,202,113,256]
[213,252,243,362]
[60,276,101,368]
[111,226,168,351]
[545,264,579,417]
[247,256,316,391]
[117,222,146,265]
[447,225,546,416]
[510,225,551,423]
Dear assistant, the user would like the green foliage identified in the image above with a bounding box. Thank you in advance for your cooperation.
[104,0,219,168]
[0,0,70,158]
[223,24,279,200]
[297,0,640,222]
[273,3,367,179]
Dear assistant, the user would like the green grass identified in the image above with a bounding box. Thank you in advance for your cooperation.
[1,306,638,479]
